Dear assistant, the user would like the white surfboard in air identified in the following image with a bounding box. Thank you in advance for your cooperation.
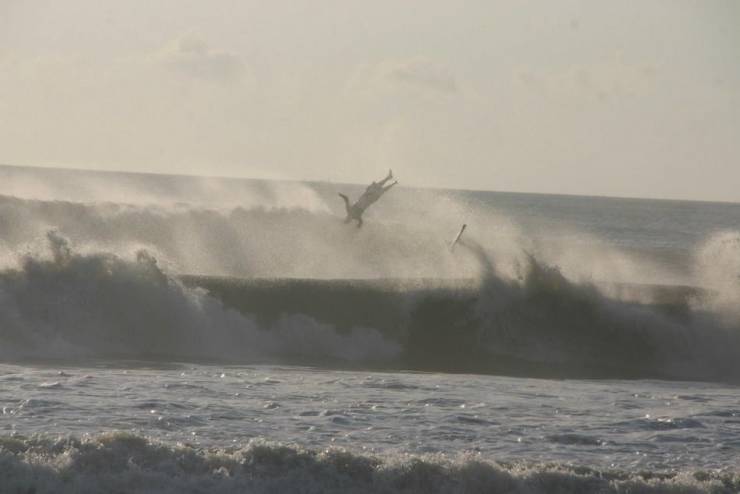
[450,224,467,251]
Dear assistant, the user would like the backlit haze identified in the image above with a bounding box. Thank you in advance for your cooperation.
[1,0,738,202]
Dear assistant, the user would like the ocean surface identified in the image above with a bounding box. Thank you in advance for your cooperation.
[1,164,740,493]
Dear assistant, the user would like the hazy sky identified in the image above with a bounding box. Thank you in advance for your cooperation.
[1,1,738,201]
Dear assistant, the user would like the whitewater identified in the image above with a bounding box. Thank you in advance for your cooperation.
[1,164,740,493]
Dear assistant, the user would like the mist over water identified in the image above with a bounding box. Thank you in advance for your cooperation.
[2,164,737,284]
[0,169,477,279]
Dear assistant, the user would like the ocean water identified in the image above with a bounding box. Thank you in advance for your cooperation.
[1,164,740,493]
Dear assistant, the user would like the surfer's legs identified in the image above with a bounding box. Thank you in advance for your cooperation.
[377,169,393,187]
[356,216,363,228]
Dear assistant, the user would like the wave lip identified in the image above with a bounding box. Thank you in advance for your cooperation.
[1,432,738,494]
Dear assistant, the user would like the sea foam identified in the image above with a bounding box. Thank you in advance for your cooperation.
[0,432,737,494]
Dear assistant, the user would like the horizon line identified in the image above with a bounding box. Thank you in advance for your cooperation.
[1,162,737,207]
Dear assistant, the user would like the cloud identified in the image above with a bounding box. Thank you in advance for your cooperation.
[156,34,245,82]
[383,58,458,94]
[344,58,460,102]
[514,58,658,104]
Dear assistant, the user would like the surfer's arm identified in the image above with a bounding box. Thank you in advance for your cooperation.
[382,181,398,193]
[338,193,353,219]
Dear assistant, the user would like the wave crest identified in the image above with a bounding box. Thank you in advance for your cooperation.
[0,231,400,363]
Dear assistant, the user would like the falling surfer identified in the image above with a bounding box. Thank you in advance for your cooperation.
[338,169,397,228]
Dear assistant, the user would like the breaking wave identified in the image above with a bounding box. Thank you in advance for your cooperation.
[0,231,400,364]
[0,432,737,494]
[1,167,740,382]
[1,229,740,382]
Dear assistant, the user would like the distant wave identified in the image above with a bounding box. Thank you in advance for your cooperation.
[0,432,736,494]
[1,230,740,382]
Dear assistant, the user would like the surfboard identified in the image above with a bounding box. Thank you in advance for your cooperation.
[450,224,467,251]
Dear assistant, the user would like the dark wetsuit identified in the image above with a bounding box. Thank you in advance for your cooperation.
[338,174,397,228]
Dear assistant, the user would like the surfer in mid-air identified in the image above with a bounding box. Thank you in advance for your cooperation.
[338,170,397,228]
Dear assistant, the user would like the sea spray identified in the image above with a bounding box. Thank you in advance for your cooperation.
[0,194,479,279]
[693,230,740,323]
